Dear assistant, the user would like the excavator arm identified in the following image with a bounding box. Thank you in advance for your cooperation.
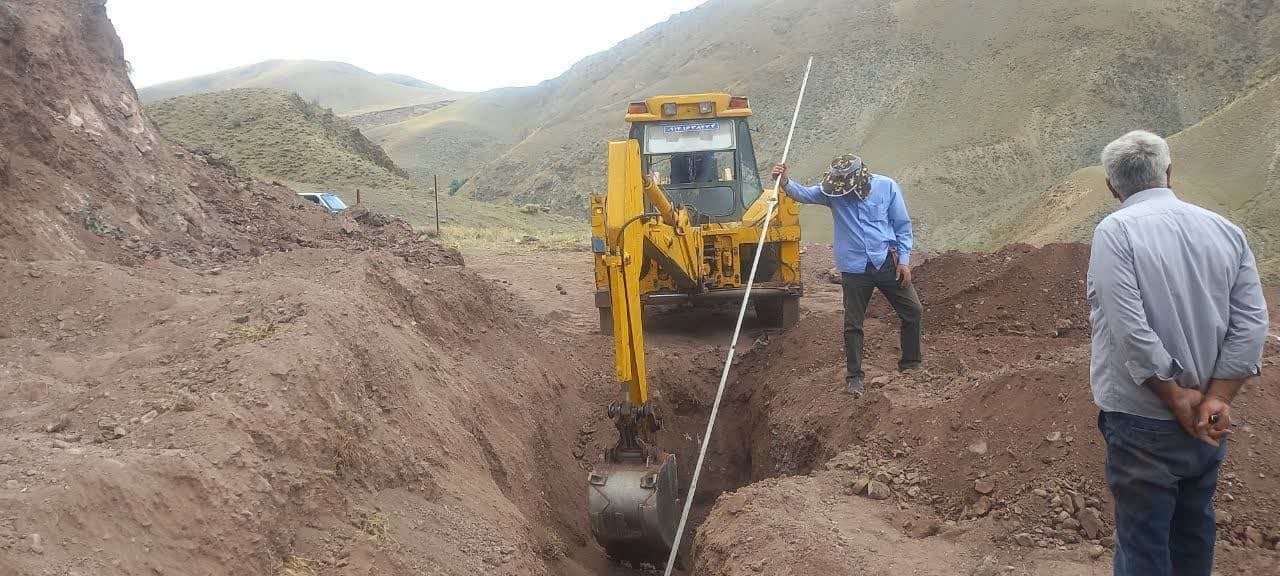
[587,139,682,563]
[603,139,651,406]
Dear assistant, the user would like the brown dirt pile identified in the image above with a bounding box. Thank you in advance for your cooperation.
[0,251,609,575]
[0,3,613,575]
[692,244,1280,575]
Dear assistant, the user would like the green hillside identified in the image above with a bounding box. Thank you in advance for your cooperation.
[148,88,411,189]
[1013,73,1280,280]
[138,60,459,115]
[141,1,1278,262]
[366,0,1276,252]
[147,88,585,251]
[363,87,539,185]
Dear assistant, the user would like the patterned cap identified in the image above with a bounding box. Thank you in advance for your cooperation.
[821,154,873,199]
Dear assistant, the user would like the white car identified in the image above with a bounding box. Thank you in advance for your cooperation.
[297,192,349,214]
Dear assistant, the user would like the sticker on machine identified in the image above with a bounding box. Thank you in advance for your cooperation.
[663,121,720,134]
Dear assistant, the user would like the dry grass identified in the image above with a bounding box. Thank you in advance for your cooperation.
[284,181,589,251]
[233,324,277,343]
[281,556,317,576]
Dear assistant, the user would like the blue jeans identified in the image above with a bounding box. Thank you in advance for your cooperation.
[1098,411,1226,576]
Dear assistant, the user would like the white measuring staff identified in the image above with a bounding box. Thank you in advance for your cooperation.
[662,54,815,576]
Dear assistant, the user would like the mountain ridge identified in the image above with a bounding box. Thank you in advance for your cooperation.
[138,59,459,115]
[147,88,412,189]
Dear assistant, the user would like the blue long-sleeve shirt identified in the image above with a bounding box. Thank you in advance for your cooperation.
[1088,188,1269,420]
[783,174,914,273]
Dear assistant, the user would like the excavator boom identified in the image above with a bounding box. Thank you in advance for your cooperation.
[587,93,804,565]
[588,139,680,564]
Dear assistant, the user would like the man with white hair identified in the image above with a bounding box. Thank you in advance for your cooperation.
[1089,130,1268,575]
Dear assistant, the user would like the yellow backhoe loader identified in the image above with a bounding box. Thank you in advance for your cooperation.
[590,94,804,334]
[586,94,804,564]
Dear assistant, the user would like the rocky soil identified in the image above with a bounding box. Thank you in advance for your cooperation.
[689,244,1280,575]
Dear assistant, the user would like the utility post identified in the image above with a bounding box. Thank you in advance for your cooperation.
[356,188,361,205]
[433,174,441,236]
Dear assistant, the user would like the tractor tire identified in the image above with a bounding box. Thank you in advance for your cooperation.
[755,296,799,329]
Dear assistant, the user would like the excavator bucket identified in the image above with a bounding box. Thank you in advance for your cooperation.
[587,453,679,564]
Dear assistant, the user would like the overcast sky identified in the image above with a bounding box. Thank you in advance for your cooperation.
[107,0,706,91]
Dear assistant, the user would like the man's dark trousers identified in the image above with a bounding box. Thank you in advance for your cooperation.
[841,260,923,380]
[1098,411,1225,576]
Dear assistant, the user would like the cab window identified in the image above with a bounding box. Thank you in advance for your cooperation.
[737,121,764,208]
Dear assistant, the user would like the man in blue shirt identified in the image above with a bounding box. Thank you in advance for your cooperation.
[772,155,921,396]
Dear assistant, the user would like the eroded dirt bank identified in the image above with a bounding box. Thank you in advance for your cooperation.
[0,2,618,574]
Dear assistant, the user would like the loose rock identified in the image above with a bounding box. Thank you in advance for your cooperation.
[1077,508,1105,540]
[972,496,992,517]
[1244,526,1266,547]
[974,477,995,495]
[44,414,70,433]
[866,481,892,500]
[970,555,1000,576]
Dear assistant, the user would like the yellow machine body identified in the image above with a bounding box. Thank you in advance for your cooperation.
[591,93,804,335]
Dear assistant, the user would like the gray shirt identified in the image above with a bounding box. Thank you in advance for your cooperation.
[1088,188,1268,420]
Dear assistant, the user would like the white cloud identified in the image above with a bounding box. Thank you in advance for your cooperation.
[106,0,707,91]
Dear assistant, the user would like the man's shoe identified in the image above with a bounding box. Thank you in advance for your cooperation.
[898,362,922,373]
[845,376,865,397]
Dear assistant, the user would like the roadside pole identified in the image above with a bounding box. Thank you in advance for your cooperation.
[356,188,361,205]
[433,174,441,236]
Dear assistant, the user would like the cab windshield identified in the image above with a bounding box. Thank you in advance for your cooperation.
[638,119,761,221]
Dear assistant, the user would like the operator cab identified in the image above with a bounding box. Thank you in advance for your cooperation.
[625,95,765,224]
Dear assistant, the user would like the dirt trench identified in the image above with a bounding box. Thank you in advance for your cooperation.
[529,294,891,575]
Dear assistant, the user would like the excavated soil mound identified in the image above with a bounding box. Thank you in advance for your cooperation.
[692,246,1280,575]
[0,3,608,575]
[0,251,612,575]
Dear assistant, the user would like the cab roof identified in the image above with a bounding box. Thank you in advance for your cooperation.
[624,93,752,123]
